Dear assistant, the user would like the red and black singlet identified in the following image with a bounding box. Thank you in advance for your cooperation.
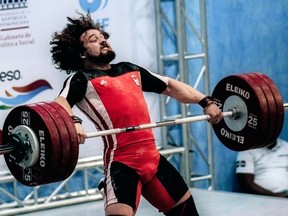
[59,62,169,177]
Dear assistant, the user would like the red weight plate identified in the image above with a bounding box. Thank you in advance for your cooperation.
[252,72,284,142]
[212,75,268,151]
[28,104,62,184]
[46,101,79,179]
[248,73,278,147]
[238,74,270,149]
[2,104,61,186]
[38,102,71,182]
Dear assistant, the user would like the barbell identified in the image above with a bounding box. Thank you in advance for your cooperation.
[0,72,287,186]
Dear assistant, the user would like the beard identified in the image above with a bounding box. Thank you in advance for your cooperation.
[87,50,116,65]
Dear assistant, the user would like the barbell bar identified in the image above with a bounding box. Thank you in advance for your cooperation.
[85,110,235,138]
[0,72,287,186]
[0,112,234,152]
[0,110,236,154]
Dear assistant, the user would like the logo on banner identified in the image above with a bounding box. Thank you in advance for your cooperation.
[0,74,52,110]
[0,0,35,48]
[79,0,110,28]
[79,0,109,13]
[0,0,27,11]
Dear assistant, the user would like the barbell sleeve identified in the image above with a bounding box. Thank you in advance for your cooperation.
[0,144,15,155]
[284,103,288,110]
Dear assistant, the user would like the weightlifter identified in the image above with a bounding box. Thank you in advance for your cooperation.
[50,13,223,216]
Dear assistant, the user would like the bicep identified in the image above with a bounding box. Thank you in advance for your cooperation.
[163,78,205,103]
[54,96,74,115]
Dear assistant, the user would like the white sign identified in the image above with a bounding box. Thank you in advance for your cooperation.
[0,0,159,169]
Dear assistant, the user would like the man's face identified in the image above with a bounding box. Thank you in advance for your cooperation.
[80,29,115,64]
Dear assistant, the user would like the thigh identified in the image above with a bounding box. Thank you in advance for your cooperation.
[142,155,189,213]
[104,161,142,213]
[105,203,134,216]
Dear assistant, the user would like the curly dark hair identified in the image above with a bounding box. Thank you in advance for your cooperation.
[50,13,109,74]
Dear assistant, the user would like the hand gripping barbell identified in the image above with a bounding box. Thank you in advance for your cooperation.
[0,72,287,186]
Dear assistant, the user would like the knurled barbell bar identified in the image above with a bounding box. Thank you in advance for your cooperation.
[0,72,287,186]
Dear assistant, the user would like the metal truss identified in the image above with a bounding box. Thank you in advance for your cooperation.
[154,0,214,188]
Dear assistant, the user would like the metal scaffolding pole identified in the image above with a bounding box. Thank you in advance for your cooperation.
[154,0,214,189]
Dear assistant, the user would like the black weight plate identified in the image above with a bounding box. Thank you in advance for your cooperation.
[2,104,61,186]
[212,74,268,151]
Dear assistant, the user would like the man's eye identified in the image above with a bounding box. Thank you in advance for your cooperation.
[90,37,98,42]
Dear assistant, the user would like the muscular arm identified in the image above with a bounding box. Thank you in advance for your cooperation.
[237,173,288,198]
[54,96,74,115]
[162,78,223,124]
[161,78,206,103]
[54,96,86,144]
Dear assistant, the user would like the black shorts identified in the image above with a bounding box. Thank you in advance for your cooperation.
[103,154,189,213]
